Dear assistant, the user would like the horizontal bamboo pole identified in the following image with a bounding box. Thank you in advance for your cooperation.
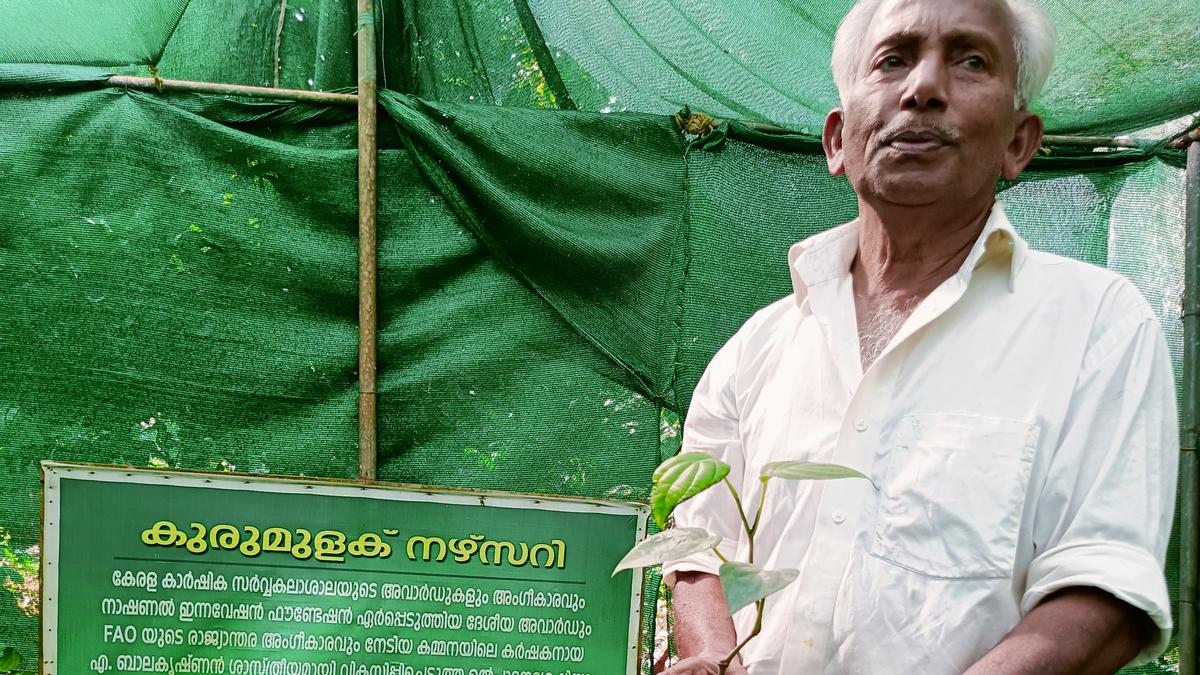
[104,78,1180,151]
[1043,134,1136,148]
[107,75,358,105]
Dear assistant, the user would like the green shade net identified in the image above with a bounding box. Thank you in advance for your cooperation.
[399,0,1200,135]
[0,0,1195,673]
[0,0,192,65]
[156,0,358,90]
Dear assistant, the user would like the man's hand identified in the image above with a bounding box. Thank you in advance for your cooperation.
[662,656,749,675]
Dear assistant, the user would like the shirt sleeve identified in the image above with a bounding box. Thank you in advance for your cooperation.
[662,329,748,586]
[1022,285,1179,666]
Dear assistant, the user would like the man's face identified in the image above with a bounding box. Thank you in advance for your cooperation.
[824,0,1041,207]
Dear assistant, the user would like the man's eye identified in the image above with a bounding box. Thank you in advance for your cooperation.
[878,55,906,70]
[961,55,987,69]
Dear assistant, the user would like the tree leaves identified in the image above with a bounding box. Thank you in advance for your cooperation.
[719,562,799,614]
[651,452,730,528]
[611,527,721,576]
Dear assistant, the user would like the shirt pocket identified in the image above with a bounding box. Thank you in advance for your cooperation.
[870,412,1040,579]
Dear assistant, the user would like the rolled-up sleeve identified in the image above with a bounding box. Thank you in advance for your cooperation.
[1022,289,1179,665]
[662,330,747,586]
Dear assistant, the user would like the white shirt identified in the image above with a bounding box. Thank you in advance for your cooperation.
[664,203,1178,674]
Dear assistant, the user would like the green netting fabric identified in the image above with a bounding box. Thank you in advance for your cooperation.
[0,0,191,65]
[399,0,1200,136]
[381,92,688,400]
[385,0,564,108]
[156,0,357,91]
[7,0,1196,135]
[12,0,1194,136]
[0,83,1186,672]
[0,0,358,91]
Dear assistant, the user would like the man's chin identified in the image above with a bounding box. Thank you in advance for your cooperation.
[869,179,951,206]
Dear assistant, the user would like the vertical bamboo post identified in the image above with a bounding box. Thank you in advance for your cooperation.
[357,0,379,481]
[1182,140,1199,675]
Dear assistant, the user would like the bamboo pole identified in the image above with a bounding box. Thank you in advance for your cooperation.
[356,0,379,482]
[99,79,1188,154]
[1174,127,1200,150]
[1041,134,1136,148]
[107,75,358,105]
[1181,139,1200,675]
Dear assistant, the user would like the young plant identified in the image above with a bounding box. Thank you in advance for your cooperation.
[613,452,870,674]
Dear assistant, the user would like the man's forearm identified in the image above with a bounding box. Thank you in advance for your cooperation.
[964,587,1155,675]
[672,571,740,660]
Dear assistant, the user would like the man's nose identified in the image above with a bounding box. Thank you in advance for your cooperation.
[901,57,948,111]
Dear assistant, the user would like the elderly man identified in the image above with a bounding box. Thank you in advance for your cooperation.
[662,0,1178,673]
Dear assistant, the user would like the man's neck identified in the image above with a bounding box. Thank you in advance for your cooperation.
[849,194,996,371]
[851,195,995,301]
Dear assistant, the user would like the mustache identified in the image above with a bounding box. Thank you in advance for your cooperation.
[879,121,962,144]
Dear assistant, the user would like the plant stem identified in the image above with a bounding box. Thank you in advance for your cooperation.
[723,476,755,562]
[719,598,765,674]
[717,476,771,673]
[750,479,769,537]
[710,545,729,565]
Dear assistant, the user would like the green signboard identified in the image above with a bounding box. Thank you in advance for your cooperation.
[42,462,648,675]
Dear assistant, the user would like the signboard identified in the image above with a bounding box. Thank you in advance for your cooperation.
[42,462,648,675]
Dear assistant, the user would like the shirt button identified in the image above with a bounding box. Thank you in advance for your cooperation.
[854,419,868,432]
[832,511,846,524]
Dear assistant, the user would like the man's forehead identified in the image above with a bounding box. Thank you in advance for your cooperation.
[864,0,1015,51]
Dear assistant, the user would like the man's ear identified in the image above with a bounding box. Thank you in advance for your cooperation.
[822,109,846,177]
[1002,111,1044,180]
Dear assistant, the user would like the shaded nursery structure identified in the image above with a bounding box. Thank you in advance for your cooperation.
[1,0,1198,672]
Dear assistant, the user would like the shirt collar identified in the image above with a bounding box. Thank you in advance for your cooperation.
[788,201,1028,305]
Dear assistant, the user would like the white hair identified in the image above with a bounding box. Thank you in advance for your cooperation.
[830,0,1056,109]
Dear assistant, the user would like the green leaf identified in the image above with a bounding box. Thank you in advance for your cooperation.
[0,647,21,673]
[611,527,721,576]
[719,562,799,614]
[651,452,731,528]
[761,460,872,486]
